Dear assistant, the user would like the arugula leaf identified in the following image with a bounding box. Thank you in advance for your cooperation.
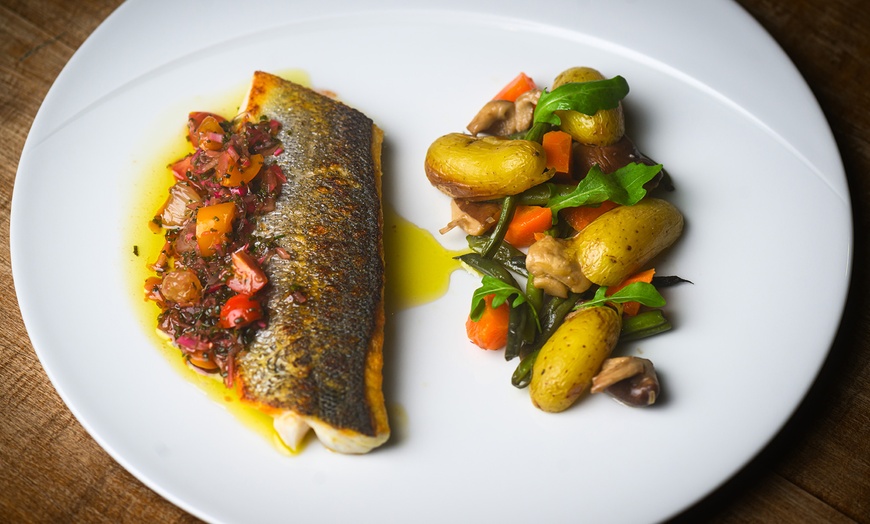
[470,276,541,330]
[534,76,630,126]
[576,282,666,310]
[470,276,526,321]
[547,163,662,215]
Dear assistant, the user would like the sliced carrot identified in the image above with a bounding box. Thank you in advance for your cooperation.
[608,268,656,316]
[504,205,553,247]
[466,295,510,350]
[493,72,536,102]
[542,130,573,174]
[561,200,620,232]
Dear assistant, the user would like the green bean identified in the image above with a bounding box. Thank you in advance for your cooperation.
[480,195,517,258]
[506,256,528,276]
[512,293,581,387]
[454,253,517,287]
[518,276,543,350]
[525,274,544,314]
[521,306,537,344]
[466,234,524,257]
[505,305,527,361]
[466,234,528,276]
[511,348,538,388]
[620,310,672,341]
[540,293,581,340]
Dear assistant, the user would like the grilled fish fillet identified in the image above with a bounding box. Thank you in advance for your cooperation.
[234,72,389,454]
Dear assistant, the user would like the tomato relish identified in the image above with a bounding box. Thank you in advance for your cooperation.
[144,110,290,384]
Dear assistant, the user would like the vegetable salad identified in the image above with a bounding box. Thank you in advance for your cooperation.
[425,68,688,412]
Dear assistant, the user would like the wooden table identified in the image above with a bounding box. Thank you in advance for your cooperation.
[1,1,867,522]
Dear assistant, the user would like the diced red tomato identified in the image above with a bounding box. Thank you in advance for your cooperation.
[227,250,268,295]
[169,155,193,181]
[219,294,264,329]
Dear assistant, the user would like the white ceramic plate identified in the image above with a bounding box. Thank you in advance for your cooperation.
[11,1,852,522]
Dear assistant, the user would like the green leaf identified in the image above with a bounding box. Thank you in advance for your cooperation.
[533,76,630,126]
[470,276,525,321]
[470,276,541,330]
[576,282,667,310]
[547,162,662,215]
[610,282,667,307]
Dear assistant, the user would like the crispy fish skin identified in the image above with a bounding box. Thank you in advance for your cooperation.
[235,72,388,454]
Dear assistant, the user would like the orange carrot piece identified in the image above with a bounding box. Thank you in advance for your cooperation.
[493,72,536,102]
[608,268,656,316]
[466,295,511,350]
[562,200,620,232]
[504,205,553,247]
[542,130,573,174]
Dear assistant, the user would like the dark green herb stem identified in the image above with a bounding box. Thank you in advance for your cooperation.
[651,275,693,287]
[480,194,517,258]
[524,122,552,144]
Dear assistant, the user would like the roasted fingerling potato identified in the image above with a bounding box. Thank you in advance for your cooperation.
[574,198,684,286]
[424,133,550,200]
[551,66,625,147]
[552,66,608,88]
[530,306,622,412]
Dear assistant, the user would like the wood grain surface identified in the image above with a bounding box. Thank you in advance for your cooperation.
[1,1,867,522]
